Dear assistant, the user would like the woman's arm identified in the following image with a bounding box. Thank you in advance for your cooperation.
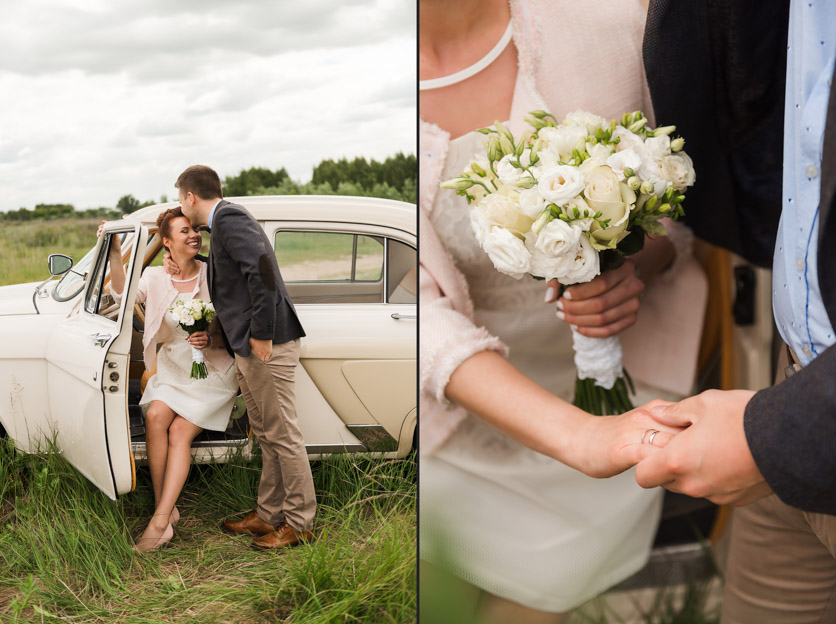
[446,350,681,477]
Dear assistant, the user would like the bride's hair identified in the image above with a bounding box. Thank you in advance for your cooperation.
[156,207,187,248]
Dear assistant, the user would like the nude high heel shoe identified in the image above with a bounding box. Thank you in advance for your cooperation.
[134,520,174,552]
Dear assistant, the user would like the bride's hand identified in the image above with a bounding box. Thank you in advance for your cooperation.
[187,331,210,350]
[545,260,644,337]
[571,399,683,479]
[97,220,122,255]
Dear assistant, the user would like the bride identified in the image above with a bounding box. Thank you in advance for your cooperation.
[419,0,707,621]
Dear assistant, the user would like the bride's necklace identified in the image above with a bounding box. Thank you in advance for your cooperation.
[171,274,199,283]
[419,20,513,91]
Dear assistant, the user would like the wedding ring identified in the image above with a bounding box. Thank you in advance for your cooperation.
[641,428,660,445]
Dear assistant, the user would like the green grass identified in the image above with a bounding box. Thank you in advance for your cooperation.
[0,219,101,286]
[0,438,416,623]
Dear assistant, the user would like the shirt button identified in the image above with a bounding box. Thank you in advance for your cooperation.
[802,345,813,357]
[796,257,805,271]
[806,163,819,178]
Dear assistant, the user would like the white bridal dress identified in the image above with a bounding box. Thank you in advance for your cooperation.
[420,72,668,613]
[139,293,238,432]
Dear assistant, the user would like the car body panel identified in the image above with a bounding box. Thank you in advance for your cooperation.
[0,195,417,499]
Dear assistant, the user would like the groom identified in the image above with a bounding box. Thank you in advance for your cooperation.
[175,165,317,549]
[640,0,836,620]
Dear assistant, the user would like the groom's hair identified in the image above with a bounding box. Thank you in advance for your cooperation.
[175,165,223,200]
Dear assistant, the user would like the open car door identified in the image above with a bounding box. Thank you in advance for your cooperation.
[44,223,147,499]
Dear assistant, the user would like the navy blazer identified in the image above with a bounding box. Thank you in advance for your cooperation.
[206,200,305,357]
[646,0,836,514]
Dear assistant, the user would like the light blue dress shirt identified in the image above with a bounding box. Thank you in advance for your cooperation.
[207,199,221,231]
[773,0,836,365]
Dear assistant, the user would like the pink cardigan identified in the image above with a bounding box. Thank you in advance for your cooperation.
[419,0,709,455]
[132,263,234,374]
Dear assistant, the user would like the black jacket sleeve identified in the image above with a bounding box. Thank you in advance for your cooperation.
[744,343,836,514]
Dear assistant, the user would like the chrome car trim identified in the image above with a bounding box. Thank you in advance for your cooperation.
[305,443,368,454]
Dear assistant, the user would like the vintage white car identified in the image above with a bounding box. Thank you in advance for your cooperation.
[0,195,417,500]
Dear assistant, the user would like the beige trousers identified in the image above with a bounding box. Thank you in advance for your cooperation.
[721,495,836,623]
[235,339,316,532]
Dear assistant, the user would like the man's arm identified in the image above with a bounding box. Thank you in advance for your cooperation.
[635,344,836,512]
[744,343,836,513]
[213,208,279,341]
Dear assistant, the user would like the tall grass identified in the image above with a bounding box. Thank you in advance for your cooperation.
[0,437,416,623]
[0,219,101,286]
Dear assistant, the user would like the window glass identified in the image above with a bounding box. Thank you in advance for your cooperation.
[387,240,417,304]
[84,232,132,320]
[274,231,384,304]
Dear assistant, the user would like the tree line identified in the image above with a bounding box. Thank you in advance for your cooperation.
[0,153,416,222]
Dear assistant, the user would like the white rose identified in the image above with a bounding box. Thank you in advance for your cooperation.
[527,236,575,281]
[584,166,635,242]
[645,135,671,162]
[171,311,181,322]
[563,109,608,135]
[482,228,531,279]
[181,315,195,327]
[559,233,601,284]
[612,126,644,152]
[606,148,644,181]
[474,193,533,236]
[539,125,587,160]
[534,219,583,258]
[518,187,547,219]
[470,206,492,244]
[496,154,525,186]
[537,164,585,205]
[579,142,614,177]
[660,152,696,190]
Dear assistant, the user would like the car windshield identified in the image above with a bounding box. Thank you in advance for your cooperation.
[53,232,129,301]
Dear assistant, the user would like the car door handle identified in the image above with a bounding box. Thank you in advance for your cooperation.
[88,332,111,347]
[390,313,416,320]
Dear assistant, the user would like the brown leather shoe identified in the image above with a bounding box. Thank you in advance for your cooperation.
[221,511,274,536]
[251,522,313,549]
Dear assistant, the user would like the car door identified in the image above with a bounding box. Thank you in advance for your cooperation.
[44,223,146,499]
[269,221,417,456]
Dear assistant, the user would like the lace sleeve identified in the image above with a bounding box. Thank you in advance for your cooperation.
[420,265,508,408]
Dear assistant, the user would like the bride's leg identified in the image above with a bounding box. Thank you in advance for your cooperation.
[144,401,176,507]
[475,593,567,624]
[137,416,202,548]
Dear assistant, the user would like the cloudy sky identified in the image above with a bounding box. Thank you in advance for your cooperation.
[0,0,415,212]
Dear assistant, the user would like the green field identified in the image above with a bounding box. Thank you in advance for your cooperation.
[0,440,416,623]
[0,219,101,287]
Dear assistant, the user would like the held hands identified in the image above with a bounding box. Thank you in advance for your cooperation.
[572,400,684,479]
[634,390,772,506]
[546,260,644,337]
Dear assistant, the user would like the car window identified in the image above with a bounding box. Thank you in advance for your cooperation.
[387,239,417,304]
[84,232,132,320]
[274,231,385,304]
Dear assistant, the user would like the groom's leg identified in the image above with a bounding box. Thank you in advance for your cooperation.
[236,339,316,532]
[237,363,285,527]
[721,494,836,624]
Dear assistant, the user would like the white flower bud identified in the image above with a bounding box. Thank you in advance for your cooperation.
[671,137,686,152]
[640,180,655,195]
[440,177,475,191]
[627,176,641,191]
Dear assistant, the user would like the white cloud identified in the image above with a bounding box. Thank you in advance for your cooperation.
[0,0,415,211]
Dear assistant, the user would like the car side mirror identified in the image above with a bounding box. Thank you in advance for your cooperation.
[48,254,74,276]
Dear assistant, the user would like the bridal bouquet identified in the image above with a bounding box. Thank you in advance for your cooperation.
[441,109,694,414]
[169,298,217,379]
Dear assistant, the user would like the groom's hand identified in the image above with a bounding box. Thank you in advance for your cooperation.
[163,252,181,276]
[249,337,272,362]
[635,389,772,506]
[545,260,644,337]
